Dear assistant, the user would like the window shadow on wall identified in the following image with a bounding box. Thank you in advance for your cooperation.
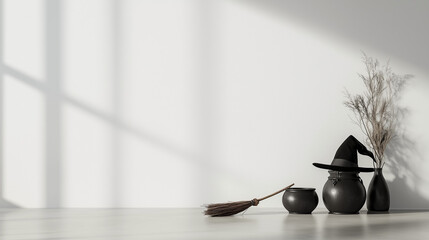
[0,0,231,208]
[0,0,19,208]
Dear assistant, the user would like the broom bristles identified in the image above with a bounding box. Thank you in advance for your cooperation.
[204,200,253,217]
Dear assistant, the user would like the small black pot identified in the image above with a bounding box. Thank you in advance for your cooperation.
[282,188,319,214]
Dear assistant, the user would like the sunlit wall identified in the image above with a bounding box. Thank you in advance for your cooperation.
[1,0,429,208]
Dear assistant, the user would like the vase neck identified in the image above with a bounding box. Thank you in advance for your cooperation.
[374,168,383,175]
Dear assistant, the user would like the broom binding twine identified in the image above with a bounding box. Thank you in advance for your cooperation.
[251,198,259,206]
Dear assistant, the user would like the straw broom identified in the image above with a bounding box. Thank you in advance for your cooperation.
[204,183,294,217]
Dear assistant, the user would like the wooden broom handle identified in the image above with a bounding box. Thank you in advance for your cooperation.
[257,183,294,202]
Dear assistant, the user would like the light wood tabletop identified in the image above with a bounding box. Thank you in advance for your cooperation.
[1,208,428,240]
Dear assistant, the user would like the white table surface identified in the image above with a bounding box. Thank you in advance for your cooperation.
[1,208,428,240]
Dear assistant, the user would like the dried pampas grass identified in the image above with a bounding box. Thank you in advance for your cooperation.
[344,53,412,168]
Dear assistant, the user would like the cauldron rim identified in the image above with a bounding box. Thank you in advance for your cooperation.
[286,187,316,192]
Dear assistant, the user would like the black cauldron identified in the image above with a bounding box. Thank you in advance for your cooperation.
[282,188,319,214]
[323,171,366,214]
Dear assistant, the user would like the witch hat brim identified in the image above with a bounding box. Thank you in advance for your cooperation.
[312,162,374,172]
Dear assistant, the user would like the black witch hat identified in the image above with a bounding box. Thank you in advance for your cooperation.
[313,135,375,172]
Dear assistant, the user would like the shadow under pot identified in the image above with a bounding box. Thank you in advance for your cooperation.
[323,171,366,214]
[282,188,319,214]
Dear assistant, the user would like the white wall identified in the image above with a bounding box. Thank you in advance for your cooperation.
[1,0,429,209]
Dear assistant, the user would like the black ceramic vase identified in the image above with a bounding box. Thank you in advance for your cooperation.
[323,171,366,214]
[367,168,390,212]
